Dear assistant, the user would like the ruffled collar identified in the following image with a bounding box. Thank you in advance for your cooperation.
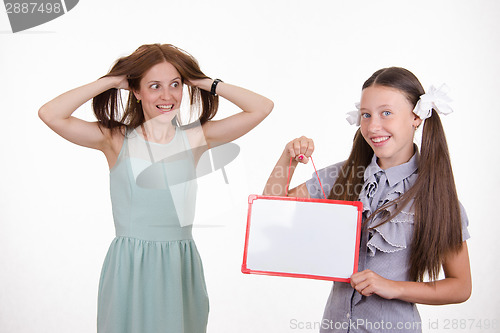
[357,150,420,258]
[364,152,419,188]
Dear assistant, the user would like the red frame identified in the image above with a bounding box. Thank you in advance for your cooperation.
[242,194,363,282]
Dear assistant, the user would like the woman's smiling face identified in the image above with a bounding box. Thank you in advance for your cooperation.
[134,61,183,124]
[359,85,422,169]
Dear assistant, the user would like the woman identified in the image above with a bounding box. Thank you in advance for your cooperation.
[39,43,273,333]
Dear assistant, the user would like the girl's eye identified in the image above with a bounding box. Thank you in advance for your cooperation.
[150,83,160,89]
[382,111,391,116]
[171,82,179,88]
[361,113,371,119]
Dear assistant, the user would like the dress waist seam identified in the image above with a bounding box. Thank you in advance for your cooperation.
[114,235,194,243]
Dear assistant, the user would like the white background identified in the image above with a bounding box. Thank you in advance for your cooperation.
[1,0,499,332]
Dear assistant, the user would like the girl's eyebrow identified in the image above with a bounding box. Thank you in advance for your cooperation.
[360,104,394,111]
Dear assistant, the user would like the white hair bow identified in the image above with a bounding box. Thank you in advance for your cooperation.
[413,84,453,120]
[346,102,361,126]
[345,84,453,126]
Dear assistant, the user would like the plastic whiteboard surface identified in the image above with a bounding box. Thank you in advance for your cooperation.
[242,195,363,282]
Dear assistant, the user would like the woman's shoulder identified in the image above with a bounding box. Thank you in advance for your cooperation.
[180,122,207,147]
[107,125,127,146]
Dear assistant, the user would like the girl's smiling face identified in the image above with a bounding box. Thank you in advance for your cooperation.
[360,85,422,169]
[133,61,183,124]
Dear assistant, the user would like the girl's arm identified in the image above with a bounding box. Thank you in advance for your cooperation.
[262,136,314,198]
[188,79,274,147]
[38,76,127,151]
[350,241,472,305]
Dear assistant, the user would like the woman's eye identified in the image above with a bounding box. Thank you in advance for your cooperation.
[171,81,180,88]
[150,83,159,89]
[382,111,391,116]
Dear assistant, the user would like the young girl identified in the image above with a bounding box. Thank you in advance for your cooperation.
[263,67,471,332]
[39,43,273,333]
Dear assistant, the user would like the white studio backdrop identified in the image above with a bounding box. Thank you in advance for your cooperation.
[1,0,499,332]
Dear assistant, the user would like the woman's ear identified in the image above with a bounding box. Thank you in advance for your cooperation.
[133,89,141,101]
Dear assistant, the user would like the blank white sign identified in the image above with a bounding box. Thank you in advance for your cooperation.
[242,195,362,282]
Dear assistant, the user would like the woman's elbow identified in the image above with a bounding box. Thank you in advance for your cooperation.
[262,99,274,118]
[38,105,50,123]
[38,103,60,126]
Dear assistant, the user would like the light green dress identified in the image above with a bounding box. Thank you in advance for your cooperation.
[97,127,209,333]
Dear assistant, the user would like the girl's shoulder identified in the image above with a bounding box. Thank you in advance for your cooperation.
[315,160,348,184]
[306,160,347,199]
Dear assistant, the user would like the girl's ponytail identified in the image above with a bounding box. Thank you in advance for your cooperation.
[410,111,463,281]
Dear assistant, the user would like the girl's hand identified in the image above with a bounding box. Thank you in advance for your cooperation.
[284,136,314,164]
[350,269,401,300]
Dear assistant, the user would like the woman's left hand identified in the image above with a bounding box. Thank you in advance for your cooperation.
[350,269,401,300]
[183,78,212,91]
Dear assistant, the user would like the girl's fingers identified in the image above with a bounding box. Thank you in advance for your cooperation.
[296,154,309,164]
[290,137,313,155]
[299,137,310,155]
[287,144,297,158]
[304,139,314,157]
[350,269,370,290]
[293,139,304,157]
[285,137,314,163]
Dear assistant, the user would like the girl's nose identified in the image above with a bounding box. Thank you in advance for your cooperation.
[367,117,382,132]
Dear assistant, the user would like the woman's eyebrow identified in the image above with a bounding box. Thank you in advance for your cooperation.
[146,77,181,84]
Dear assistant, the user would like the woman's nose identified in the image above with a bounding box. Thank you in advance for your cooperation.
[160,88,172,100]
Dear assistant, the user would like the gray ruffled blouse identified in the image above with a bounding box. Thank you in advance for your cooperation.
[305,152,470,333]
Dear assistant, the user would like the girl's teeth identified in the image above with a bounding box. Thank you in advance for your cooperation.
[372,136,389,143]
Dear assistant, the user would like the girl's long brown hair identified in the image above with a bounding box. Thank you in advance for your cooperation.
[92,43,219,133]
[329,67,463,282]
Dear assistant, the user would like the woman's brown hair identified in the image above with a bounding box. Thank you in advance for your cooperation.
[328,67,463,282]
[92,43,219,132]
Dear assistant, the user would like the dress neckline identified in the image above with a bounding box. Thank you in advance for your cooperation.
[132,127,178,146]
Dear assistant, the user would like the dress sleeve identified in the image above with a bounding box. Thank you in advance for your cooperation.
[305,161,345,199]
[459,201,471,241]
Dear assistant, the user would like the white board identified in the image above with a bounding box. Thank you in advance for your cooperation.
[242,195,363,282]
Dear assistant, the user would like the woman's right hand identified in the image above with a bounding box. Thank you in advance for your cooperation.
[284,136,314,164]
[107,75,130,90]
